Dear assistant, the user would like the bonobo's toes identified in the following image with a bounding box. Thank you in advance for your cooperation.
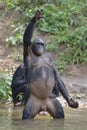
[14,100,24,107]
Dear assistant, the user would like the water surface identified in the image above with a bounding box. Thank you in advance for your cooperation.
[0,106,87,130]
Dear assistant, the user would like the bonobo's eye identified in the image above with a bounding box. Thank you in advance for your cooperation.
[36,43,44,50]
[32,43,45,56]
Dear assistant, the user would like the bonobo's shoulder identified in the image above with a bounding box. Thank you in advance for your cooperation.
[16,63,24,71]
[44,52,52,59]
[20,63,24,69]
[43,52,54,66]
[13,63,24,76]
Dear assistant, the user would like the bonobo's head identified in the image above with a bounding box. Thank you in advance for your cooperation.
[31,39,45,56]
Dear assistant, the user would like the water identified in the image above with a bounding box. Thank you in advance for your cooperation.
[0,105,87,130]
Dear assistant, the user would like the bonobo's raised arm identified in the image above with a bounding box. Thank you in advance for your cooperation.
[23,10,43,63]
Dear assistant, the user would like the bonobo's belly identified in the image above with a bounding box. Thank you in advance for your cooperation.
[30,67,55,99]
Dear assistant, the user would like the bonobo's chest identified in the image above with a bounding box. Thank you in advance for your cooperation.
[28,53,52,70]
[32,53,51,68]
[29,53,54,79]
[27,53,55,99]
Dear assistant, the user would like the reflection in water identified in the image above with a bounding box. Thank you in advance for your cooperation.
[0,106,87,130]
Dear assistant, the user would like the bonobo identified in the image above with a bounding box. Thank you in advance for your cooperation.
[11,63,59,106]
[11,11,58,106]
[10,64,29,106]
[21,10,79,120]
[11,61,59,106]
[11,10,79,119]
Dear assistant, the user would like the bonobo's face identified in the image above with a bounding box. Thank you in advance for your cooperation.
[32,42,45,56]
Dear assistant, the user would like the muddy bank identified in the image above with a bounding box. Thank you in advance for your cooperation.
[58,74,87,108]
[63,75,87,95]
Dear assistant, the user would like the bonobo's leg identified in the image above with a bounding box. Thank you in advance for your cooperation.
[47,98,64,119]
[22,95,41,120]
[12,84,27,104]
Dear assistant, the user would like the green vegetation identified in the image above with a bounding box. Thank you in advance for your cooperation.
[3,0,87,65]
[0,0,87,100]
[0,74,12,101]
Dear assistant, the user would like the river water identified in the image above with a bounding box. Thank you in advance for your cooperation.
[0,105,87,130]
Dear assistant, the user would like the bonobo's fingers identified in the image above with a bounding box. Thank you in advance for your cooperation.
[35,10,43,20]
[68,98,79,108]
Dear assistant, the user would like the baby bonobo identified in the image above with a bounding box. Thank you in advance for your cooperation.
[21,10,79,120]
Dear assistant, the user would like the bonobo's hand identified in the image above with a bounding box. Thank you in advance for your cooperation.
[35,10,43,20]
[67,98,79,108]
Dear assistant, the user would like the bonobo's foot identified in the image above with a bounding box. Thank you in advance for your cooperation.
[67,98,79,108]
[14,100,24,107]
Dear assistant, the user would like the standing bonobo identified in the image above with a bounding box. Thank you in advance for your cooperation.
[21,10,79,120]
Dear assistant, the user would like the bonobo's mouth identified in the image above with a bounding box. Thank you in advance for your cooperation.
[36,50,44,56]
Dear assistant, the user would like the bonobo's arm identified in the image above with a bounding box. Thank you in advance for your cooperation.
[54,68,79,108]
[48,55,79,108]
[23,17,36,63]
[23,10,43,63]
